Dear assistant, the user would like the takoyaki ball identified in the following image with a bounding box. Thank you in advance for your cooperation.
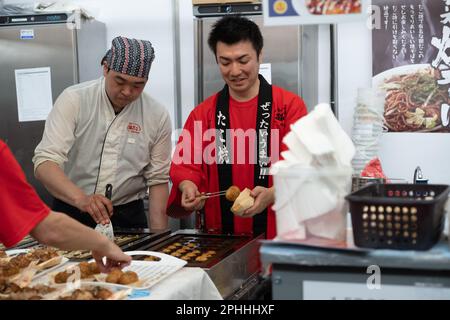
[143,255,161,262]
[180,256,190,261]
[187,243,196,248]
[192,250,201,254]
[118,271,139,285]
[30,248,58,263]
[176,249,187,254]
[195,256,208,262]
[95,287,113,300]
[225,185,240,202]
[78,261,91,278]
[0,277,7,289]
[186,253,197,258]
[2,281,20,293]
[162,248,172,254]
[88,262,101,275]
[173,242,182,247]
[171,252,182,257]
[1,265,20,277]
[167,245,177,250]
[69,289,94,300]
[75,290,95,300]
[10,255,31,268]
[54,271,71,284]
[206,250,216,255]
[105,268,123,284]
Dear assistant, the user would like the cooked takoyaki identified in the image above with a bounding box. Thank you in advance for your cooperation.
[1,264,20,277]
[95,287,113,300]
[78,261,92,279]
[226,185,241,202]
[9,255,32,268]
[118,271,139,285]
[88,262,101,275]
[105,268,123,283]
[143,255,161,262]
[54,270,72,284]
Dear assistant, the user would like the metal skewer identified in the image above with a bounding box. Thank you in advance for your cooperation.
[196,190,227,200]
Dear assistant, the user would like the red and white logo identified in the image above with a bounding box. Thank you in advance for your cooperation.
[127,122,141,134]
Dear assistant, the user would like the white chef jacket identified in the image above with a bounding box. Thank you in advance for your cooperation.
[33,77,172,205]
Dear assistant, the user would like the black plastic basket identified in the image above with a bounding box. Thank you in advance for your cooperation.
[345,184,450,250]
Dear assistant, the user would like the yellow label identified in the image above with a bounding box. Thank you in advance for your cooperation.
[273,0,288,15]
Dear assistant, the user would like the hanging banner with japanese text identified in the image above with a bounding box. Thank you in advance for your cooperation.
[372,0,450,133]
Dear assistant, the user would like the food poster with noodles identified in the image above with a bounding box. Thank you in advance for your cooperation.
[372,0,450,133]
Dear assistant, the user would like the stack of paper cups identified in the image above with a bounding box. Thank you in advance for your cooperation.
[351,88,385,175]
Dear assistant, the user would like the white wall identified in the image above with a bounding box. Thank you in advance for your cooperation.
[337,22,450,184]
[178,0,196,126]
[317,25,331,106]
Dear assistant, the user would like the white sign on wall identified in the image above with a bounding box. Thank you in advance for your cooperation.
[15,67,53,122]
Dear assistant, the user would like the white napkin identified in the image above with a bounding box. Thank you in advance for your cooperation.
[272,103,354,241]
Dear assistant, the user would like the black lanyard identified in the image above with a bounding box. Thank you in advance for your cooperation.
[215,74,273,236]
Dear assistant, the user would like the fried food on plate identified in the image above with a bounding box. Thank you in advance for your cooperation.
[118,271,139,285]
[54,270,73,284]
[143,255,161,262]
[88,262,101,275]
[105,268,123,284]
[9,255,32,269]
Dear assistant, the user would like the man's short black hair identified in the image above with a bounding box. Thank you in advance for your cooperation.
[100,55,107,66]
[207,15,263,58]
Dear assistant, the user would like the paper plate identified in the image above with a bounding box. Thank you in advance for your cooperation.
[91,251,187,290]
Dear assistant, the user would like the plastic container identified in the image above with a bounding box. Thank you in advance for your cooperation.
[351,88,385,175]
[272,165,352,241]
[346,183,450,250]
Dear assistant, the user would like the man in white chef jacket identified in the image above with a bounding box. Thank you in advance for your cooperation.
[33,36,171,230]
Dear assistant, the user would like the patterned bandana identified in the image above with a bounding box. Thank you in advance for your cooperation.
[104,36,155,79]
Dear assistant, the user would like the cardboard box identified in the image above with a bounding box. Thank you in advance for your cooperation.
[192,0,260,5]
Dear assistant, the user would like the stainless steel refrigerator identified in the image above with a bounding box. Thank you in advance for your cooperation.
[193,3,320,109]
[0,13,106,204]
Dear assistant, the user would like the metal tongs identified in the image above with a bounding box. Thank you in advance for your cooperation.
[95,184,115,241]
[195,190,227,200]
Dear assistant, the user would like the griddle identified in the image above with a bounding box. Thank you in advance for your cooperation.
[141,229,264,298]
[5,228,170,260]
[140,232,253,268]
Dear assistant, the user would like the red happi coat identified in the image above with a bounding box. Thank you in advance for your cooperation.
[0,140,50,247]
[167,85,307,239]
